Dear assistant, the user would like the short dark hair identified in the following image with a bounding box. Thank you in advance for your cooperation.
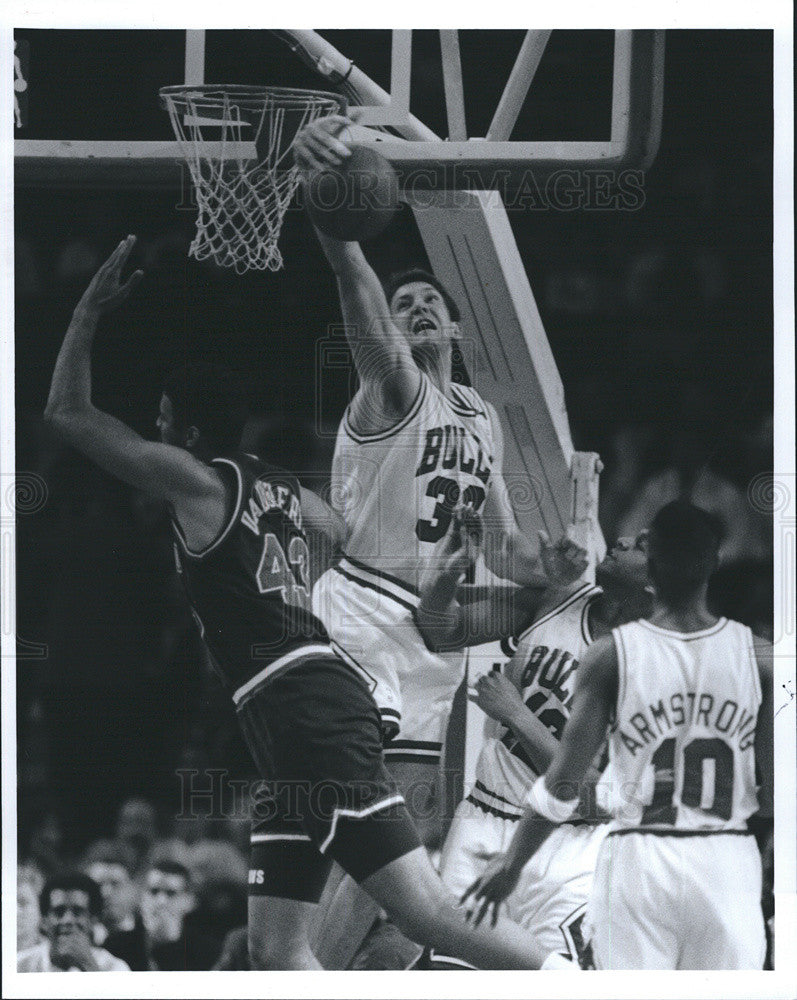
[148,858,192,889]
[162,362,248,453]
[81,839,134,876]
[648,501,723,606]
[384,268,461,323]
[40,871,103,918]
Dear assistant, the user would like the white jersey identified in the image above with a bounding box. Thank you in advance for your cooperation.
[330,372,496,593]
[313,372,496,749]
[608,617,761,832]
[470,583,602,816]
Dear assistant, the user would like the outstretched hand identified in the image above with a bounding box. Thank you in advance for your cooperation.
[538,529,589,586]
[459,851,520,928]
[76,235,144,316]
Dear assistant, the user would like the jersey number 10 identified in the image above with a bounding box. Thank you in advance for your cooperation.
[641,736,735,824]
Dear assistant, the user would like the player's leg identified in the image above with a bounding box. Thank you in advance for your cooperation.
[387,648,465,849]
[329,689,452,968]
[310,864,380,970]
[312,754,445,969]
[306,746,436,969]
[266,655,546,970]
[588,833,679,969]
[248,896,322,970]
[509,824,607,966]
[308,571,409,967]
[247,782,334,970]
[421,796,509,969]
[439,797,512,898]
[675,835,766,970]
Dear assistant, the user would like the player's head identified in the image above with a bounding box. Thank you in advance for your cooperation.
[385,268,461,367]
[596,529,651,593]
[40,871,103,946]
[647,500,722,608]
[159,362,248,456]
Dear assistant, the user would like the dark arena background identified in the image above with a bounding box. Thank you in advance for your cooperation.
[14,28,774,972]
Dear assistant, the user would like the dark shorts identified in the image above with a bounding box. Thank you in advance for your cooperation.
[239,652,420,902]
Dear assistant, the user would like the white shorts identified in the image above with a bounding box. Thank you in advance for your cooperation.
[588,830,766,969]
[312,563,466,760]
[439,796,607,963]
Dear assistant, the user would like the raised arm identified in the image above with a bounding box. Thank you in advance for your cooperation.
[292,116,420,424]
[414,508,483,650]
[471,670,559,774]
[417,511,588,652]
[44,238,225,532]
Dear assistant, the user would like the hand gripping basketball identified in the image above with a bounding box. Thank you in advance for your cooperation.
[296,114,400,242]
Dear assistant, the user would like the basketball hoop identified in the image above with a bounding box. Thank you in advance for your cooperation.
[160,85,346,273]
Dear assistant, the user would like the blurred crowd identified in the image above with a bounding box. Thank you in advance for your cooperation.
[18,796,250,971]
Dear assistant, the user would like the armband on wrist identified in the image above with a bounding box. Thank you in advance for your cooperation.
[524,775,579,824]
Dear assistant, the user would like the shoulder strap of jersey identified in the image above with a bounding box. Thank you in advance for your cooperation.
[342,372,429,444]
[172,456,244,560]
[447,382,488,418]
[580,586,603,643]
[610,622,633,731]
[517,582,597,641]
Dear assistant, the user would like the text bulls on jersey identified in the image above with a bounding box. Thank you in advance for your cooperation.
[416,426,493,484]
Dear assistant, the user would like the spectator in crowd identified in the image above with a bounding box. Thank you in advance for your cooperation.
[18,872,130,972]
[17,866,43,952]
[25,810,66,878]
[115,798,158,878]
[82,841,138,937]
[140,860,220,970]
[81,840,150,971]
[190,877,248,962]
[186,838,248,894]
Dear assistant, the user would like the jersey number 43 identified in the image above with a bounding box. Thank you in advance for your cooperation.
[255,532,311,610]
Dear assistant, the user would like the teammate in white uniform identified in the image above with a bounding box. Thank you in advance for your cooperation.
[292,114,584,968]
[466,501,773,970]
[416,518,651,966]
[319,369,498,761]
[294,114,564,780]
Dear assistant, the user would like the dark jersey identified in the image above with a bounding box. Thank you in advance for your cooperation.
[171,454,330,700]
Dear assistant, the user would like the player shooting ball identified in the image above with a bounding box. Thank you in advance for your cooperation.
[289,112,590,969]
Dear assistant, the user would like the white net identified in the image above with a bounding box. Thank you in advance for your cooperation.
[161,86,344,274]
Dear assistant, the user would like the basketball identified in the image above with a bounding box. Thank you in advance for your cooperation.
[305,145,400,243]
